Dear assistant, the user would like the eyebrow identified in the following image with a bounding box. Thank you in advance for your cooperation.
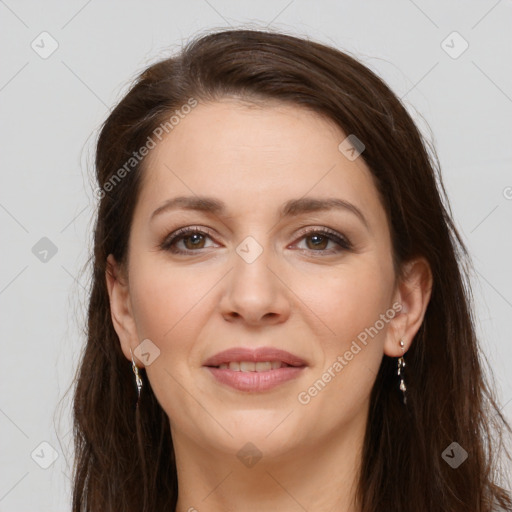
[150,195,369,229]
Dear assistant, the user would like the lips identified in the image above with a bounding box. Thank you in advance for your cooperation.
[202,347,307,368]
[203,347,307,392]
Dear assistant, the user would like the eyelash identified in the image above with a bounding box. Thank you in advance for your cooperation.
[159,226,353,256]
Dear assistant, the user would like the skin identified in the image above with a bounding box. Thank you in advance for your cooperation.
[106,99,432,512]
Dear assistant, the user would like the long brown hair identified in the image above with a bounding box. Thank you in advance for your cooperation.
[70,28,512,511]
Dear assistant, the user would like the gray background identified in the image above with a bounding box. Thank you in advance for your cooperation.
[1,1,511,509]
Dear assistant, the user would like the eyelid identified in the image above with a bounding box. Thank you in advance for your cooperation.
[159,225,217,250]
[290,226,353,252]
[159,224,353,254]
[293,225,350,243]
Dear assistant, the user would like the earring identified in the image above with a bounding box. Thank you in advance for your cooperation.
[397,339,407,405]
[130,348,143,404]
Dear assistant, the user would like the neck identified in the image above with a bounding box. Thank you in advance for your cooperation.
[172,411,366,512]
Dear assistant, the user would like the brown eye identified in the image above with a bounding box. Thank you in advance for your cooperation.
[294,228,352,254]
[160,226,352,256]
[305,233,330,250]
[182,233,207,250]
[160,227,216,254]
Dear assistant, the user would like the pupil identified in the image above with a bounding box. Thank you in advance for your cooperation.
[309,234,327,249]
[187,234,203,248]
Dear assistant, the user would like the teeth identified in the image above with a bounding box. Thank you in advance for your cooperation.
[255,361,272,371]
[218,361,284,372]
[240,361,255,372]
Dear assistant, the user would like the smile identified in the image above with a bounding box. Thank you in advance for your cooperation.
[203,346,307,391]
[216,361,290,371]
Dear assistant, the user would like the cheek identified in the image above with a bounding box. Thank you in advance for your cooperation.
[292,258,394,346]
[128,259,216,342]
[295,265,391,416]
[128,263,212,422]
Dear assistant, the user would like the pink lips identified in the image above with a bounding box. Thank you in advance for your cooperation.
[203,346,307,392]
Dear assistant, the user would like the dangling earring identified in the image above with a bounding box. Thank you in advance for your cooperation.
[130,348,143,405]
[397,339,407,405]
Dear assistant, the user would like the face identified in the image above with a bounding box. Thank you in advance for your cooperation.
[108,99,406,460]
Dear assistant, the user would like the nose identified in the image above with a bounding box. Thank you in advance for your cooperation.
[219,243,291,327]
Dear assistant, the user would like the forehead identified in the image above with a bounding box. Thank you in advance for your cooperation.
[134,99,383,222]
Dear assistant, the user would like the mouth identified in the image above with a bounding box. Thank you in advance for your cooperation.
[203,346,307,368]
[212,361,296,371]
[203,347,307,392]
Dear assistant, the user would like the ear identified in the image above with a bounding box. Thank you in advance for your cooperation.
[383,257,433,357]
[105,254,143,367]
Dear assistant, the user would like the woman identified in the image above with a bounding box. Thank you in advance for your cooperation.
[72,28,512,511]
